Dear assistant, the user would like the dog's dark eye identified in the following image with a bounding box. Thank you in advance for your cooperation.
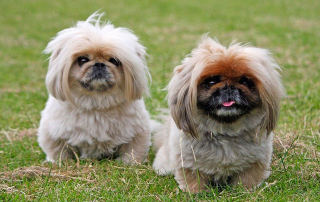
[109,58,121,66]
[77,56,90,66]
[202,76,221,89]
[239,76,254,88]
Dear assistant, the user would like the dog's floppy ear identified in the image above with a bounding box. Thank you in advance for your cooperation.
[168,64,198,138]
[44,37,73,103]
[121,42,150,101]
[246,47,285,136]
[257,75,284,136]
[258,87,280,135]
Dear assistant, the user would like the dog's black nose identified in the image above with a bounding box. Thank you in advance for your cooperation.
[92,63,107,78]
[221,85,239,102]
[93,63,106,71]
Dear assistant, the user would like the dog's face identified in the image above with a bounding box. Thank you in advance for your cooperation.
[168,37,284,137]
[69,52,123,94]
[197,63,262,123]
[44,13,149,108]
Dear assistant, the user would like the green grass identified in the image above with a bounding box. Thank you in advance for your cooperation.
[1,0,319,201]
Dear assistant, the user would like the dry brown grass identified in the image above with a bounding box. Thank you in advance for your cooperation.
[0,166,96,183]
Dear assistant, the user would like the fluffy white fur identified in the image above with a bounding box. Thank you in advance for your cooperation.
[153,36,285,192]
[38,13,151,164]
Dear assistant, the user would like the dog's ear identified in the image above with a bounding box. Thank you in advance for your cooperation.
[257,75,284,135]
[122,43,150,101]
[245,47,285,136]
[44,38,73,103]
[168,64,198,138]
[258,88,280,135]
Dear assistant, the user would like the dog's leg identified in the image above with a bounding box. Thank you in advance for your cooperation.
[38,132,73,163]
[152,145,172,175]
[175,167,209,193]
[232,161,270,189]
[117,132,150,164]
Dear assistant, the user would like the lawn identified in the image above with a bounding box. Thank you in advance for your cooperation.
[0,0,319,201]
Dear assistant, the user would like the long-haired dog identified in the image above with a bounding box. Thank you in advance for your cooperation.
[38,13,151,164]
[153,36,285,192]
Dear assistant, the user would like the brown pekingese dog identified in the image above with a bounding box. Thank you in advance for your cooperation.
[153,36,285,193]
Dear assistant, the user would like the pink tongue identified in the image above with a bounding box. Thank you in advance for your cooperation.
[222,101,235,107]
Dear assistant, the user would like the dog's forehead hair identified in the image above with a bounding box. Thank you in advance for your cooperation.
[198,55,257,83]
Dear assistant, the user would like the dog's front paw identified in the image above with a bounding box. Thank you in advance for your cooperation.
[179,185,206,194]
[154,167,172,176]
[152,159,172,175]
[116,153,140,165]
[179,185,210,194]
[45,156,56,163]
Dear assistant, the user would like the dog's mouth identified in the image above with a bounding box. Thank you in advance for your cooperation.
[79,78,115,92]
[212,102,248,123]
[222,101,235,107]
[219,101,242,111]
[198,99,253,123]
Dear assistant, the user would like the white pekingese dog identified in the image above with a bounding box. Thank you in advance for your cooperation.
[153,36,285,192]
[38,13,151,164]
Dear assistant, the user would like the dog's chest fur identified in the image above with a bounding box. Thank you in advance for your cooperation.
[179,131,271,180]
[42,98,149,158]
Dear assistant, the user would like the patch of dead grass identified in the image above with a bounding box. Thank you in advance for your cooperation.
[273,128,320,179]
[273,128,319,157]
[0,166,95,183]
[0,184,27,197]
